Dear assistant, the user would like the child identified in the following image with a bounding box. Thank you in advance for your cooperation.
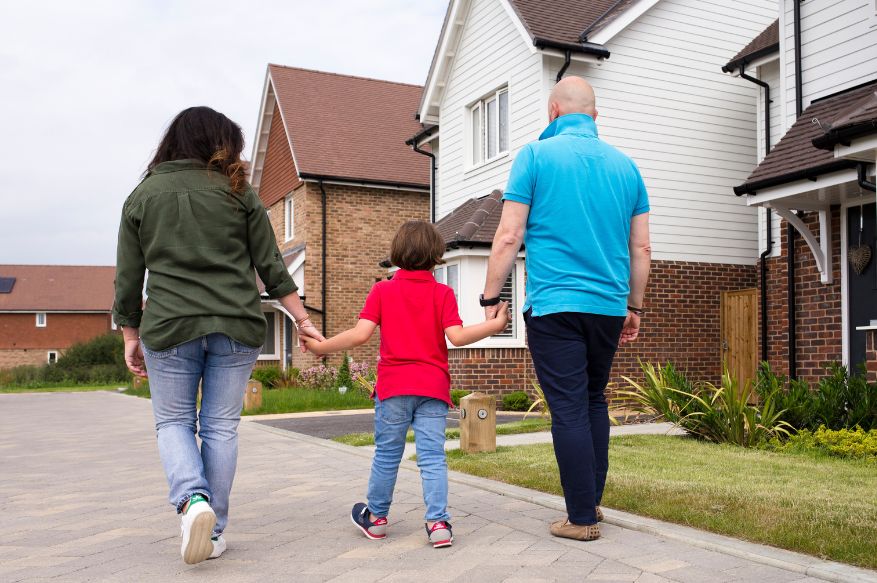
[303,220,509,548]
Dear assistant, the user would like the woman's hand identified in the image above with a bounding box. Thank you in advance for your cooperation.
[620,312,640,345]
[122,329,147,378]
[297,319,326,353]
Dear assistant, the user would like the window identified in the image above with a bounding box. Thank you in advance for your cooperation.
[111,316,118,331]
[47,351,58,365]
[434,263,460,301]
[284,197,294,241]
[494,267,515,338]
[261,312,278,358]
[470,87,509,165]
[36,312,46,328]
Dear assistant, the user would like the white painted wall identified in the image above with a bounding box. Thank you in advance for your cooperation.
[435,0,545,218]
[757,59,783,257]
[781,0,877,130]
[550,0,776,265]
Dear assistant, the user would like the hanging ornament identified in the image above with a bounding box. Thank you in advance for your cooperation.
[849,202,872,275]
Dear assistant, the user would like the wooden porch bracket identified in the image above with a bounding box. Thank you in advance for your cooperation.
[769,205,833,284]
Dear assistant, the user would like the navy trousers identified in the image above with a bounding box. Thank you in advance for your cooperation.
[524,310,625,526]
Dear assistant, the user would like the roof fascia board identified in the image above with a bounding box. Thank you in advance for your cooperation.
[249,70,274,191]
[744,168,859,207]
[265,69,304,184]
[833,135,877,162]
[588,0,661,45]
[419,0,468,122]
[300,177,429,192]
[540,47,603,64]
[499,0,537,54]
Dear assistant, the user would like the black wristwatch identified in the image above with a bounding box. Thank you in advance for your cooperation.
[479,294,501,307]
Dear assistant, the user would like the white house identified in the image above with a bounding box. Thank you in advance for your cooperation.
[409,0,778,395]
[724,0,877,381]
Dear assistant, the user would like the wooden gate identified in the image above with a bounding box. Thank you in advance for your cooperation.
[720,288,757,392]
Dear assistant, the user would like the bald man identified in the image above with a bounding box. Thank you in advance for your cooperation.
[482,76,651,541]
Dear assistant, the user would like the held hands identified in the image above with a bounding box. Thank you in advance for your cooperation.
[488,300,510,333]
[296,318,326,354]
[619,311,640,345]
[301,334,327,356]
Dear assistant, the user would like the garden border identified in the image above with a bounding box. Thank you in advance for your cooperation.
[250,422,877,583]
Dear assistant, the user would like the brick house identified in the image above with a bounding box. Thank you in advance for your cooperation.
[0,265,117,369]
[724,1,877,382]
[410,0,776,398]
[248,65,430,370]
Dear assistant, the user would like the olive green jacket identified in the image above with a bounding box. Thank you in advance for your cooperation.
[113,159,297,351]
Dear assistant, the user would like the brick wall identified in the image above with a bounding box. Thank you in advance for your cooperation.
[759,208,843,382]
[0,313,114,351]
[448,259,757,404]
[0,349,56,369]
[258,103,301,208]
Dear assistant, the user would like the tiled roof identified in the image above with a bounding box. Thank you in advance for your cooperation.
[506,0,631,53]
[268,65,429,189]
[812,89,877,151]
[735,80,877,195]
[0,265,115,312]
[435,190,504,246]
[722,19,779,73]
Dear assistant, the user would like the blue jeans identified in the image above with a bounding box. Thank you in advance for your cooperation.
[142,333,260,535]
[367,396,450,522]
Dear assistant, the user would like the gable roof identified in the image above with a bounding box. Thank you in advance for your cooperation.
[0,265,115,312]
[735,80,877,195]
[812,89,877,151]
[252,65,429,193]
[722,19,779,73]
[506,0,631,51]
[435,190,504,246]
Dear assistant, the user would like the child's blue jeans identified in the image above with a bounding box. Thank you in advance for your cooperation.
[367,395,450,522]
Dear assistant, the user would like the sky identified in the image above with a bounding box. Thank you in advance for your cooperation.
[0,0,447,266]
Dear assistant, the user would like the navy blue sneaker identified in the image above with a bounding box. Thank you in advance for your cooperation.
[426,521,453,548]
[351,502,387,540]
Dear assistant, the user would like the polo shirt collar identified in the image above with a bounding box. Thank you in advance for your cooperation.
[150,159,208,174]
[539,113,598,141]
[392,269,435,281]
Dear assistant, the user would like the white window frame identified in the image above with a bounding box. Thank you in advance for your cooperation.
[47,351,58,365]
[111,316,118,331]
[467,86,509,169]
[35,312,46,328]
[284,196,295,241]
[258,310,280,360]
[434,262,460,302]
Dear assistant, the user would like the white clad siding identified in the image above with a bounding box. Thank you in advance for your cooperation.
[550,0,775,265]
[757,60,783,257]
[435,0,545,218]
[782,0,877,130]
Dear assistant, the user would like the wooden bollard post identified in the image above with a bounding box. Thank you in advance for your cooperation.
[459,392,496,453]
[243,380,263,411]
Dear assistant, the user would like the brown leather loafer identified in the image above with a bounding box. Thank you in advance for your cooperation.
[549,519,601,541]
[596,506,604,522]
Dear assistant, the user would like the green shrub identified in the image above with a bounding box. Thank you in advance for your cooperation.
[618,362,792,447]
[755,362,877,431]
[450,390,471,406]
[251,366,282,389]
[336,354,352,389]
[502,391,531,411]
[56,334,124,368]
[765,426,877,461]
[0,334,128,388]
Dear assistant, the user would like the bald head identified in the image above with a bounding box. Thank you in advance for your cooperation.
[548,76,597,122]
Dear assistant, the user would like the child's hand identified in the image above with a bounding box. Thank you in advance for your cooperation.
[492,301,510,332]
[302,336,326,356]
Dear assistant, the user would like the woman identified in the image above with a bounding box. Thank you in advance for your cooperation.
[113,106,323,565]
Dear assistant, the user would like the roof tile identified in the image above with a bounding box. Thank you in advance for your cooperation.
[0,266,115,312]
[507,0,635,46]
[723,19,779,72]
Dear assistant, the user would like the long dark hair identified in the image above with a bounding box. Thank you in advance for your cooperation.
[148,106,248,194]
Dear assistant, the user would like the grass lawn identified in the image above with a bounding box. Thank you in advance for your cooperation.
[333,417,552,446]
[445,435,877,569]
[0,384,124,394]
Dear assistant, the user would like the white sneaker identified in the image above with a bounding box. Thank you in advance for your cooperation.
[180,500,216,564]
[208,535,227,559]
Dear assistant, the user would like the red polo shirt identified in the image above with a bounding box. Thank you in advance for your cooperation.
[359,269,463,404]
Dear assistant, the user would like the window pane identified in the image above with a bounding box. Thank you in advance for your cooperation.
[434,267,445,284]
[263,313,276,354]
[494,267,515,337]
[447,264,459,300]
[498,90,509,153]
[487,97,497,159]
[471,105,482,164]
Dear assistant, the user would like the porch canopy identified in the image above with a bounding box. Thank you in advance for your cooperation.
[735,81,877,284]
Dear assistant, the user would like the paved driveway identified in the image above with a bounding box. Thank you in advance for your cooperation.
[0,391,843,582]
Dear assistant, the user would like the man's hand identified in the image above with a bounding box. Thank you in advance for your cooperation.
[124,338,147,378]
[297,320,326,354]
[619,312,640,345]
[491,301,510,333]
[484,304,500,320]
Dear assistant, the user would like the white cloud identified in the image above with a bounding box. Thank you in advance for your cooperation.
[0,0,447,265]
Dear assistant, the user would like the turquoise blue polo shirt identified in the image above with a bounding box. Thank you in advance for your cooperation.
[503,113,649,317]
